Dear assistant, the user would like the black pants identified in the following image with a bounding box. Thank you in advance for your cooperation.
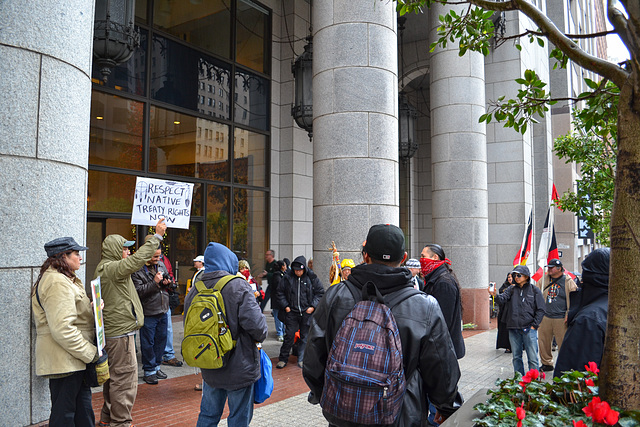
[49,370,94,427]
[278,311,311,362]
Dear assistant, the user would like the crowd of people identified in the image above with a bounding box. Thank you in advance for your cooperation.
[32,219,610,427]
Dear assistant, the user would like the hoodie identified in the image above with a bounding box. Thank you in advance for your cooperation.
[94,234,161,337]
[183,242,267,390]
[276,255,325,313]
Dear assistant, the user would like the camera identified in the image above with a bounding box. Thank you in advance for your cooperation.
[161,273,178,292]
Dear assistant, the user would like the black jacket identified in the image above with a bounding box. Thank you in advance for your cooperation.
[183,271,268,390]
[131,264,169,316]
[271,270,285,310]
[276,256,324,314]
[423,265,465,359]
[303,263,463,426]
[494,281,545,329]
[554,249,610,377]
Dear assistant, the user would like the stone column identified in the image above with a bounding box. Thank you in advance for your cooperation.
[429,3,490,328]
[312,0,399,280]
[0,0,95,423]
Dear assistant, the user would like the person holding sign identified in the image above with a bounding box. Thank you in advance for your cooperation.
[32,237,99,426]
[94,218,167,427]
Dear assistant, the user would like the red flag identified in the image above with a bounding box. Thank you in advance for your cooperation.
[547,224,559,261]
[532,267,544,282]
[513,211,533,267]
[552,183,563,211]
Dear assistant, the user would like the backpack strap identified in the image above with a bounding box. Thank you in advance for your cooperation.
[344,279,421,309]
[213,275,237,292]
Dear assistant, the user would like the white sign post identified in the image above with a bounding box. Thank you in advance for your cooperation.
[132,177,194,229]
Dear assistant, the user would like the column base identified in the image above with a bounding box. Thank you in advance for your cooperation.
[460,288,490,330]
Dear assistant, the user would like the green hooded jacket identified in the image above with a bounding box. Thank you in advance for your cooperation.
[94,234,161,338]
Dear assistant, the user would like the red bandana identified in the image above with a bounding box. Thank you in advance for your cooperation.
[420,257,452,277]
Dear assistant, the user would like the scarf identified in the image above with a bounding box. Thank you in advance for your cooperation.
[420,257,451,277]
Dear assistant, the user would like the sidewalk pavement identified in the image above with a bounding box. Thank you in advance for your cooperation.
[33,313,558,426]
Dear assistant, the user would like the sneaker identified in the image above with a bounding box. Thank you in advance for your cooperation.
[162,357,183,367]
[276,361,287,369]
[277,335,284,342]
[297,361,304,368]
[143,374,158,385]
[540,364,554,372]
[155,369,168,379]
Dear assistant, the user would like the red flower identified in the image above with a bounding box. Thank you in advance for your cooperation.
[585,361,599,375]
[585,378,595,387]
[516,402,526,427]
[572,421,588,427]
[582,396,619,425]
[541,371,546,380]
[519,369,541,391]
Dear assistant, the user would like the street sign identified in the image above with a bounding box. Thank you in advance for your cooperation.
[578,216,594,240]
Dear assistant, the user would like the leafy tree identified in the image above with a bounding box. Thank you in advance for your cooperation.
[553,80,618,245]
[396,0,639,410]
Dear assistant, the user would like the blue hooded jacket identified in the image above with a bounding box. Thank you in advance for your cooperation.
[204,242,239,274]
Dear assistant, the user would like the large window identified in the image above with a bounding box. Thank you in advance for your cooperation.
[89,0,271,270]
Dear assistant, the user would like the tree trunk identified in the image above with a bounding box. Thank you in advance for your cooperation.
[600,78,640,410]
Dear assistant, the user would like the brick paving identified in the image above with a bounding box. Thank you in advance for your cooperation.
[32,315,555,426]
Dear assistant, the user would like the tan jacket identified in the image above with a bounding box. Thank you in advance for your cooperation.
[32,268,97,377]
[535,273,578,313]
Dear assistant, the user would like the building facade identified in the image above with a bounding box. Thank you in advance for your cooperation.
[0,0,604,423]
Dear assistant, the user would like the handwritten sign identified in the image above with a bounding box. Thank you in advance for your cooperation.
[90,277,105,356]
[131,177,194,229]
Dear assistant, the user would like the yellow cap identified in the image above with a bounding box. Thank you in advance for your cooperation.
[341,259,355,269]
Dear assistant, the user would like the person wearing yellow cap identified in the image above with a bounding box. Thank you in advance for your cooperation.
[340,259,355,281]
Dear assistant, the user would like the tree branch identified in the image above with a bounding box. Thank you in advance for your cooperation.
[469,0,629,87]
[498,29,614,43]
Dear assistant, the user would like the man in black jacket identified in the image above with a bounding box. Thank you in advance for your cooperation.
[489,265,545,375]
[132,244,171,385]
[303,224,463,426]
[276,255,324,369]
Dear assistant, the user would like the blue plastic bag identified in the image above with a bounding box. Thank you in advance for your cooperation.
[254,349,274,404]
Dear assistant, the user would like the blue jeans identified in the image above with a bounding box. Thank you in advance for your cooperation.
[196,381,254,427]
[139,313,168,376]
[272,309,285,336]
[508,328,540,375]
[163,310,175,360]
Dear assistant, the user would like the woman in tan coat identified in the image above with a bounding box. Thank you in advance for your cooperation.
[32,237,98,427]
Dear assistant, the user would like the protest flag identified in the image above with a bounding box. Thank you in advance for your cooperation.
[513,210,533,267]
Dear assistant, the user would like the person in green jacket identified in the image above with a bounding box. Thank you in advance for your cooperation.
[94,218,166,427]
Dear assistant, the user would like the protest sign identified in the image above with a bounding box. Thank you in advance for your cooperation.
[90,277,105,356]
[132,177,194,229]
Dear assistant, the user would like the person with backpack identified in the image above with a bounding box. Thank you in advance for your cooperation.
[182,242,267,427]
[275,255,325,369]
[303,224,463,427]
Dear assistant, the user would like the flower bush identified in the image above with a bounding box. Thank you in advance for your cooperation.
[473,362,640,426]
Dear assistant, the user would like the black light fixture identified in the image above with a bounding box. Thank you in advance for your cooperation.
[291,36,313,139]
[93,0,140,82]
[398,16,418,163]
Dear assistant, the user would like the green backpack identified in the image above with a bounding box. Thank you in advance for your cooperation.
[182,275,236,369]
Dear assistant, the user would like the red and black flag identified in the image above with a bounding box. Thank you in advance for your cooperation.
[513,210,533,267]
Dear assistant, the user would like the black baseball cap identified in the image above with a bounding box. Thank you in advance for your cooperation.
[44,237,88,258]
[363,224,405,262]
[547,259,563,268]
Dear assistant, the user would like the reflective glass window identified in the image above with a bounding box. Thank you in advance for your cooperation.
[149,106,230,181]
[136,0,148,23]
[92,28,148,95]
[234,69,268,130]
[153,0,231,59]
[88,170,136,213]
[207,185,230,247]
[90,91,144,170]
[233,128,266,187]
[86,218,134,279]
[232,188,266,268]
[236,0,269,73]
[151,35,231,117]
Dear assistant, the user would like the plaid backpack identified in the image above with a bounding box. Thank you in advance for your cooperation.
[321,281,420,425]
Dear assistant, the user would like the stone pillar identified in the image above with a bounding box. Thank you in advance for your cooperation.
[312,0,399,279]
[429,3,490,328]
[0,0,95,423]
